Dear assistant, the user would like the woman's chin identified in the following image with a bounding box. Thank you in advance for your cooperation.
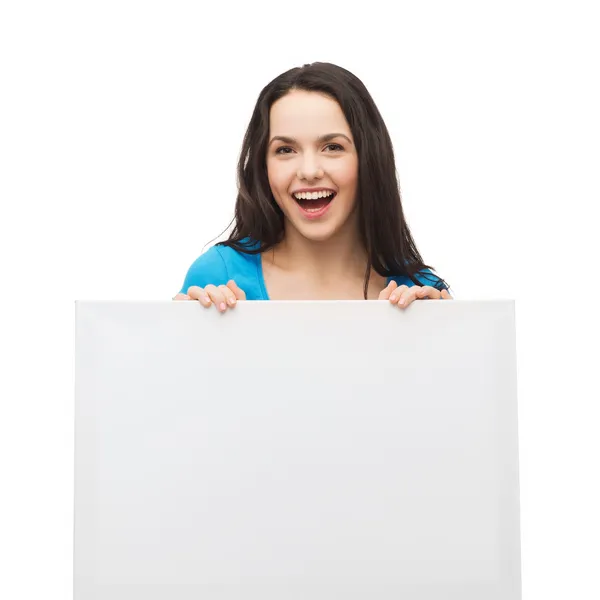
[295,221,344,243]
[282,203,356,244]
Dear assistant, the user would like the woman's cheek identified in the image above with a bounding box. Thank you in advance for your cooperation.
[331,157,358,181]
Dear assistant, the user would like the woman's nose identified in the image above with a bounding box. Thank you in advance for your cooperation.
[297,155,324,180]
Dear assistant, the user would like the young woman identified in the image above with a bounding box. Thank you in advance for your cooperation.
[174,62,452,312]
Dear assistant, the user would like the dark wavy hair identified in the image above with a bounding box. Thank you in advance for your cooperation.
[217,61,450,298]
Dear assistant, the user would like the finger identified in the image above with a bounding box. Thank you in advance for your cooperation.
[397,285,422,308]
[441,289,453,299]
[416,285,442,300]
[388,283,406,303]
[172,293,191,301]
[378,280,398,300]
[204,285,229,313]
[227,280,247,301]
[219,284,238,308]
[389,284,408,304]
[186,286,212,308]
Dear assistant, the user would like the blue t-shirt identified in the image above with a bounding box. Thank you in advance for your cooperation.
[179,240,447,300]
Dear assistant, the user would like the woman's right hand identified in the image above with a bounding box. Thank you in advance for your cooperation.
[172,280,247,312]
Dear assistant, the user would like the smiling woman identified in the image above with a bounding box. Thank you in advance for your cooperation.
[271,133,346,217]
[266,92,359,239]
[175,62,452,309]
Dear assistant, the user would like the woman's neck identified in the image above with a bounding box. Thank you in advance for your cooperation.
[267,222,368,282]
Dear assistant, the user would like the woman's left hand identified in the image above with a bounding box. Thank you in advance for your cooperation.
[379,281,453,309]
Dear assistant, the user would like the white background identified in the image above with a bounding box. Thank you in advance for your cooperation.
[0,1,598,598]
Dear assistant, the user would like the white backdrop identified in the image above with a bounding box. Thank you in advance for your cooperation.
[1,1,598,599]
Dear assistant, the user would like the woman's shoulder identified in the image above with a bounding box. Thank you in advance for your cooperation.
[178,238,265,298]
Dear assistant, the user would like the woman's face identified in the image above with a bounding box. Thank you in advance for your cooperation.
[266,90,359,243]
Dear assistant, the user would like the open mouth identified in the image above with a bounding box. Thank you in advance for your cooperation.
[292,190,337,216]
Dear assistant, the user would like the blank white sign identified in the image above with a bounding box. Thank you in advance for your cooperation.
[74,300,521,599]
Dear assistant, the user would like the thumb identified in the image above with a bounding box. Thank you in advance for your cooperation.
[227,280,246,300]
[378,280,398,300]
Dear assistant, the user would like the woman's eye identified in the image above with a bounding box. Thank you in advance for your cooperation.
[275,144,343,155]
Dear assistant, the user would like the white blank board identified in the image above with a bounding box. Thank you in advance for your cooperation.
[74,300,521,599]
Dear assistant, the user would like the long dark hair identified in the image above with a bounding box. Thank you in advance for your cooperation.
[218,62,450,298]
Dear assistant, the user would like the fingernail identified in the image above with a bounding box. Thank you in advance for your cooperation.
[399,298,405,306]
[228,297,236,305]
[390,294,397,302]
[203,295,210,304]
[219,303,226,311]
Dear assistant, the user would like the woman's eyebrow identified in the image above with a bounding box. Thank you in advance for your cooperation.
[268,133,352,146]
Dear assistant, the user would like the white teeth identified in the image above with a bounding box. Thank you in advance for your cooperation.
[293,190,335,200]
